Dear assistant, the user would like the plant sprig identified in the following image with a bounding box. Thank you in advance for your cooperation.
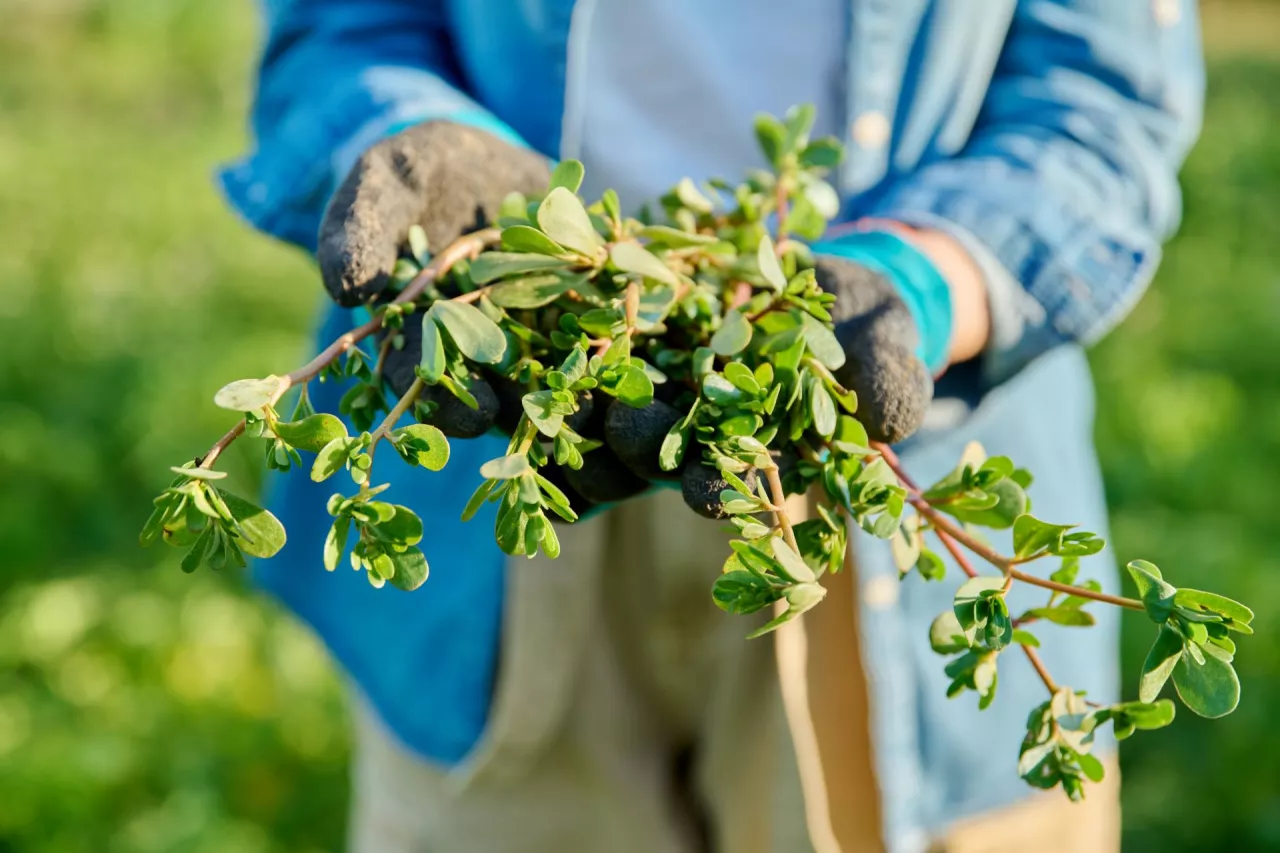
[143,105,1253,800]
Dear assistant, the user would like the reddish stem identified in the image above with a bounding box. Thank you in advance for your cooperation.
[198,230,497,469]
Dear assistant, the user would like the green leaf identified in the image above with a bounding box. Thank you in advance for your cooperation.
[479,454,532,480]
[436,373,479,410]
[468,252,572,284]
[915,548,946,582]
[691,347,716,379]
[461,479,498,522]
[754,114,787,166]
[273,413,348,453]
[311,437,352,482]
[942,478,1028,530]
[213,376,285,412]
[323,515,349,572]
[611,364,654,408]
[799,137,844,169]
[800,313,845,371]
[711,309,753,356]
[169,466,227,481]
[403,225,429,266]
[746,583,827,639]
[610,242,677,286]
[540,517,562,559]
[674,177,714,213]
[782,195,825,241]
[216,489,287,558]
[419,313,447,383]
[659,420,691,472]
[501,224,566,256]
[953,576,1005,643]
[1076,752,1106,784]
[181,526,214,573]
[384,547,429,591]
[1013,629,1041,648]
[724,362,761,395]
[522,389,564,438]
[390,423,450,471]
[1104,699,1176,740]
[1172,641,1240,719]
[601,189,622,223]
[702,373,743,406]
[713,570,783,615]
[757,236,787,291]
[488,272,582,309]
[431,300,507,364]
[783,103,817,149]
[1139,623,1185,703]
[1126,559,1178,623]
[548,159,585,193]
[770,537,817,584]
[807,373,836,438]
[1022,606,1096,627]
[1011,514,1075,560]
[537,187,604,255]
[929,610,971,654]
[1173,588,1254,627]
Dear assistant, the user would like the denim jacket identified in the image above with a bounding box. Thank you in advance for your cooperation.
[220,2,1202,849]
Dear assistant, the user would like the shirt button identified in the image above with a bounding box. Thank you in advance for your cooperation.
[1152,0,1181,27]
[851,111,891,149]
[862,574,900,610]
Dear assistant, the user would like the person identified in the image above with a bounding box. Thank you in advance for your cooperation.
[219,2,1203,851]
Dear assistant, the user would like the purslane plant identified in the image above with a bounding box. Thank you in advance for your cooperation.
[142,106,1252,800]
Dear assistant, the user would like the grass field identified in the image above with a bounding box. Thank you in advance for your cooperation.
[1,2,1277,850]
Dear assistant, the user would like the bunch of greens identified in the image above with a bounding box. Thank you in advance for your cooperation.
[142,106,1252,799]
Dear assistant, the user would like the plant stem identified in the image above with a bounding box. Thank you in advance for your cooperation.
[1008,569,1143,611]
[372,334,396,382]
[367,378,425,460]
[868,439,1141,698]
[871,441,1143,611]
[764,465,800,553]
[198,422,245,469]
[195,230,498,469]
[774,176,790,241]
[1022,646,1060,694]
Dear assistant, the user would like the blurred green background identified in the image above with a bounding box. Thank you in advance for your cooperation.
[0,1,1276,850]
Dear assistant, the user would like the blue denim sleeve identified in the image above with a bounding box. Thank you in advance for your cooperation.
[867,1,1205,382]
[217,0,526,252]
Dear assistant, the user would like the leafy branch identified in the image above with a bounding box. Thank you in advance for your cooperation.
[143,105,1253,800]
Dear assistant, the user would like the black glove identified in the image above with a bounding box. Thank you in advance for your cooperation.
[317,121,548,439]
[318,121,551,306]
[815,256,934,444]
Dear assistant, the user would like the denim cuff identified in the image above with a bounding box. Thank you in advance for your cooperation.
[813,230,954,374]
[868,171,1160,384]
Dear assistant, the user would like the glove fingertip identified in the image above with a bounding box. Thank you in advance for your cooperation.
[840,345,933,445]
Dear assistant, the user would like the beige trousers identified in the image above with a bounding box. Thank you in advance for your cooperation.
[348,489,1119,853]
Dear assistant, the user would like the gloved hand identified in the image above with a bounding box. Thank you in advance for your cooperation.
[317,120,546,438]
[814,255,936,444]
[317,121,654,513]
[813,228,951,444]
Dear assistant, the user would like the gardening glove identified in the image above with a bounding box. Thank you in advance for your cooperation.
[813,229,953,444]
[317,121,655,513]
[317,120,550,439]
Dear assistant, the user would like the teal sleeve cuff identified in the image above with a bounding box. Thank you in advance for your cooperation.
[813,230,954,374]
